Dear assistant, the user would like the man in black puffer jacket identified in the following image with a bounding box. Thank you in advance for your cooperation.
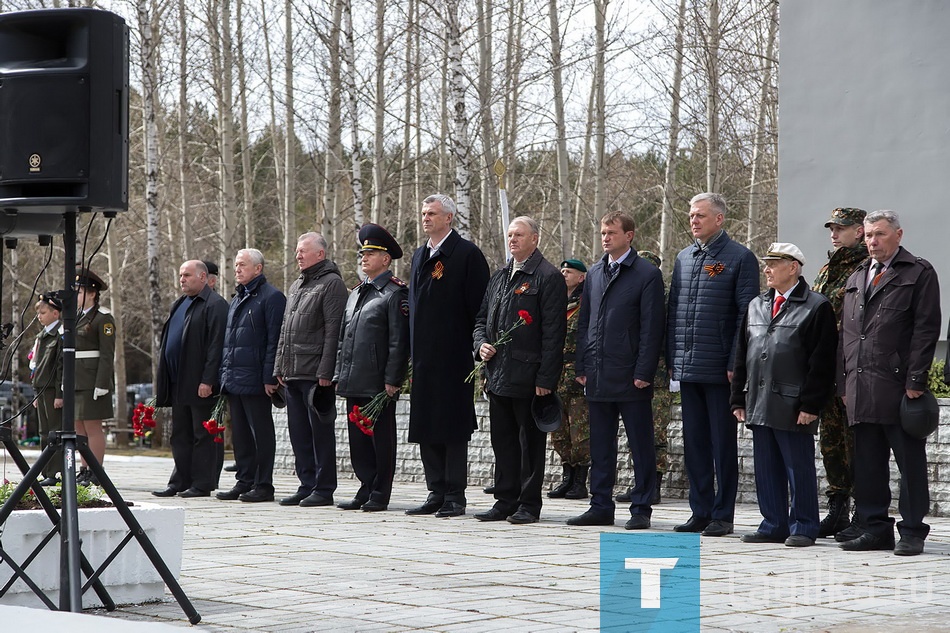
[218,249,286,503]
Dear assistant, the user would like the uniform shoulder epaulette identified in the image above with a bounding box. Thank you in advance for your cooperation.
[97,306,113,315]
[389,276,407,287]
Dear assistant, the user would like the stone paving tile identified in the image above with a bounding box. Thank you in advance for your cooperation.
[9,449,950,631]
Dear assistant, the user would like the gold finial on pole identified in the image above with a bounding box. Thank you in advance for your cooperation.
[493,159,506,190]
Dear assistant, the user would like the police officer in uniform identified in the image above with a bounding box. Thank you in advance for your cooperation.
[334,224,410,512]
[74,267,116,484]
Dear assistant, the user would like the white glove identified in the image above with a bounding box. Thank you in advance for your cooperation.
[669,380,681,393]
[93,388,109,400]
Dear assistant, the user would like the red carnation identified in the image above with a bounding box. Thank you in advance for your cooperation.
[517,310,533,325]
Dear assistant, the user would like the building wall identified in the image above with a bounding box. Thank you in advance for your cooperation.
[779,0,950,339]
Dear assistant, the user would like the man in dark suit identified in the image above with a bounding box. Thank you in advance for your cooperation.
[567,212,665,529]
[153,260,229,498]
[473,216,567,525]
[406,194,490,518]
[839,210,941,556]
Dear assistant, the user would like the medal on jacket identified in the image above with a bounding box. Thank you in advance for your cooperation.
[514,282,530,295]
[704,262,725,277]
[431,261,445,280]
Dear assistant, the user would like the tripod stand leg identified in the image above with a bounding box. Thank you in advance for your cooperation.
[78,445,201,624]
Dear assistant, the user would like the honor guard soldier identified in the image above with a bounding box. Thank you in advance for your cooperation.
[73,267,116,484]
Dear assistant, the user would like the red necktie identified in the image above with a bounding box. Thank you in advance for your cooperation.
[772,295,785,318]
[872,263,886,288]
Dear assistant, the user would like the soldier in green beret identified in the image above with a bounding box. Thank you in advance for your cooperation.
[548,258,591,499]
[812,207,867,538]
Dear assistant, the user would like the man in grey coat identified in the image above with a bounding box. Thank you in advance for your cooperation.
[275,232,348,507]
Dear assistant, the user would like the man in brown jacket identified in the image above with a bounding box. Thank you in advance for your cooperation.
[839,210,941,556]
[275,232,348,507]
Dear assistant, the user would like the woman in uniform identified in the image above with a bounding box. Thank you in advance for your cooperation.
[31,291,64,486]
[74,268,116,485]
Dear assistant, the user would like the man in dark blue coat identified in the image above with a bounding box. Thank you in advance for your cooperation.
[667,193,759,536]
[217,249,287,503]
[153,260,229,498]
[567,212,665,529]
[406,194,490,518]
[473,216,567,525]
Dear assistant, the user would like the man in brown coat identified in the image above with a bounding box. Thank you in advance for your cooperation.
[838,210,941,556]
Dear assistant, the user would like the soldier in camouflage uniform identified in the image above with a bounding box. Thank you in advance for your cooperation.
[549,259,591,499]
[617,251,669,505]
[811,207,867,537]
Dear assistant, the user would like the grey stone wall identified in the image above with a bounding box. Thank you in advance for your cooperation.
[273,398,950,516]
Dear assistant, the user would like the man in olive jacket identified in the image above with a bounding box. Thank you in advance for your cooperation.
[473,216,567,525]
[839,210,941,556]
[275,232,348,507]
[153,260,228,498]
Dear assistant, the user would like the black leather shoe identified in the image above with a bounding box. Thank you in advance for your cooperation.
[624,514,651,530]
[405,499,444,515]
[615,488,633,503]
[674,516,711,533]
[239,488,275,503]
[784,535,815,547]
[702,520,734,537]
[361,500,388,512]
[894,536,924,556]
[474,507,511,522]
[483,485,496,494]
[740,531,785,544]
[179,487,211,498]
[834,521,863,543]
[435,501,466,518]
[566,509,614,526]
[299,493,333,507]
[224,463,238,472]
[152,487,180,498]
[279,492,309,506]
[840,532,895,551]
[216,485,251,500]
[39,477,59,487]
[337,498,366,510]
[507,509,538,525]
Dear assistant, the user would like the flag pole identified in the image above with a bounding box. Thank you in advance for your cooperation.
[494,159,511,262]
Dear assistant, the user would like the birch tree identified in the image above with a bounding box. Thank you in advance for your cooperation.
[342,0,364,224]
[746,0,777,253]
[705,0,720,193]
[548,0,571,260]
[659,0,687,269]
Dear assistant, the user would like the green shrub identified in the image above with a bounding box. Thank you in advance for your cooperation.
[930,360,950,398]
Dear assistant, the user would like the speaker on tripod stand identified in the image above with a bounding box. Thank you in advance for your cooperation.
[0,9,198,622]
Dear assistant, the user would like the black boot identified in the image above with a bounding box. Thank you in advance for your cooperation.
[564,464,589,499]
[652,471,663,505]
[818,493,850,538]
[547,464,574,498]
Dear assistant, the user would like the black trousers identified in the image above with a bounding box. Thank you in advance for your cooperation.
[286,380,337,498]
[589,399,656,517]
[346,396,396,504]
[228,393,275,491]
[680,381,738,522]
[419,441,469,505]
[488,393,547,517]
[167,397,217,492]
[853,422,930,540]
[37,390,62,478]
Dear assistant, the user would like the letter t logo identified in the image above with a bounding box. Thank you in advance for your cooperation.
[624,558,679,608]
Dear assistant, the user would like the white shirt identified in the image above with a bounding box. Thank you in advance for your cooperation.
[427,230,454,258]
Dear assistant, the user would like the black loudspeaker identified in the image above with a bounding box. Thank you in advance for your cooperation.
[0,8,129,214]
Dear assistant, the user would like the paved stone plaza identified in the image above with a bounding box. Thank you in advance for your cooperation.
[2,451,950,632]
